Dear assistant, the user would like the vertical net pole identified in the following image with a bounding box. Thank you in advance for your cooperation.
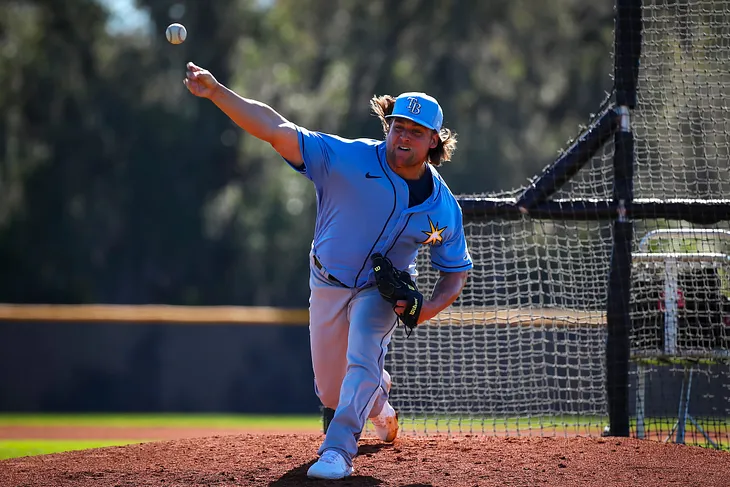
[605,0,642,437]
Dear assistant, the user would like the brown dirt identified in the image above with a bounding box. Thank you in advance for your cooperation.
[1,433,728,487]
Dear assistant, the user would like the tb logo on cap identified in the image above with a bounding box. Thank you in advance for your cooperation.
[406,97,422,115]
[386,92,443,131]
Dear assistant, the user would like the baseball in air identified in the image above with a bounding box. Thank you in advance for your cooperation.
[165,23,187,45]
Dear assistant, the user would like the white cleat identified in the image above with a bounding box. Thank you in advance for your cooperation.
[370,401,399,443]
[307,450,354,480]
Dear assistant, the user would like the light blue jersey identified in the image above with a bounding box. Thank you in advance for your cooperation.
[287,127,473,287]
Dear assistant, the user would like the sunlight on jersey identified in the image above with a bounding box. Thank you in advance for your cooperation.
[418,216,447,245]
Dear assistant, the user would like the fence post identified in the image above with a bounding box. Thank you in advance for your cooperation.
[605,0,642,437]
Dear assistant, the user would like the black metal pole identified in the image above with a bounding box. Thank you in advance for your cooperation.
[516,106,619,210]
[458,198,730,224]
[605,125,634,437]
[605,0,642,438]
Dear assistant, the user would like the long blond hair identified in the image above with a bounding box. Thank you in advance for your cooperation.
[369,94,457,166]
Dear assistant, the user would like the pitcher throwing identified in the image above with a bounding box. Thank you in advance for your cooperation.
[184,62,472,480]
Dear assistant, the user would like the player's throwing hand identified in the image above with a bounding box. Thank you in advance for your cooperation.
[184,62,219,99]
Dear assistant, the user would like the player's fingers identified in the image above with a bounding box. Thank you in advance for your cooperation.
[187,62,202,72]
[183,79,201,96]
[187,71,213,89]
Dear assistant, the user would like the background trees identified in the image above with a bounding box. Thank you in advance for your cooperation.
[0,0,614,306]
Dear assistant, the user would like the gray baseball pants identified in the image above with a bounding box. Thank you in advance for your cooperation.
[308,255,398,465]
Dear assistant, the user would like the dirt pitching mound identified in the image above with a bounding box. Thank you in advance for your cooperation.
[1,434,727,486]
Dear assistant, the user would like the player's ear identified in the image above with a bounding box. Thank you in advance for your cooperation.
[429,131,439,149]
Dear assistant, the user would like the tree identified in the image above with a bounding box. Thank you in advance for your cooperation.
[0,0,617,306]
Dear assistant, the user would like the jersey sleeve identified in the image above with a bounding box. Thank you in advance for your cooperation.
[430,205,473,272]
[282,127,354,185]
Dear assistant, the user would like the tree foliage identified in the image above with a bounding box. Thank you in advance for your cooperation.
[0,0,613,305]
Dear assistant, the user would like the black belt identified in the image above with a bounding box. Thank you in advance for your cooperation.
[313,256,348,287]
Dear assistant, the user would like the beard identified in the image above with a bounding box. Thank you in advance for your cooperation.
[387,146,420,169]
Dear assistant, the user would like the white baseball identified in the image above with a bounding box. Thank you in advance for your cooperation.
[165,23,187,45]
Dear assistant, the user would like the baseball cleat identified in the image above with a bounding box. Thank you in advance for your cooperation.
[370,401,399,442]
[307,450,353,480]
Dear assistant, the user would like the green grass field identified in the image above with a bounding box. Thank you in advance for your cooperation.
[0,414,322,460]
[0,413,321,428]
[0,440,135,460]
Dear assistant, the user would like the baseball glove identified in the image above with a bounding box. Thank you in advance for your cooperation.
[371,253,423,331]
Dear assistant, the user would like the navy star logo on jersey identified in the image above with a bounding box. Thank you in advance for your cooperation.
[418,215,447,246]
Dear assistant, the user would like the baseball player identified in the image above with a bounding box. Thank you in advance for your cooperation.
[184,62,472,480]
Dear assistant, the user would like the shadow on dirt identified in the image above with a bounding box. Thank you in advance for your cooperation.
[269,460,383,486]
[269,444,398,486]
[357,443,393,456]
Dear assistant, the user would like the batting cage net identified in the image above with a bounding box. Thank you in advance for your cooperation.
[384,0,730,448]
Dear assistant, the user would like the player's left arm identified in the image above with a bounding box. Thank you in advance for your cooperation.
[392,270,467,323]
[422,270,468,322]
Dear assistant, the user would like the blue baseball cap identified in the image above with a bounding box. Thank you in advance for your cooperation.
[386,92,443,132]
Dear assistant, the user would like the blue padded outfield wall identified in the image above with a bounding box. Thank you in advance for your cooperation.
[0,321,319,413]
[0,321,727,417]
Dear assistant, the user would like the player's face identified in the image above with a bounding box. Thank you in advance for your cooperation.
[386,118,439,170]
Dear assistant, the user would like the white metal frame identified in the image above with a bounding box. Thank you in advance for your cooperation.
[632,229,729,447]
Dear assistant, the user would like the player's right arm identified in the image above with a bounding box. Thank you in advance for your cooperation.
[184,62,303,166]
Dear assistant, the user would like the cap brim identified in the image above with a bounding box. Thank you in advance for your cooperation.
[385,114,436,131]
